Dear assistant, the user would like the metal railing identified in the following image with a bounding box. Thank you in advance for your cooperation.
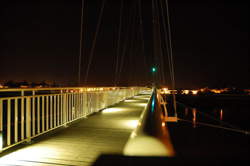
[123,88,175,157]
[0,87,147,152]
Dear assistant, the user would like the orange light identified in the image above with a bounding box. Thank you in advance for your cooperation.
[182,90,189,94]
[220,109,223,120]
[192,108,197,128]
[191,90,198,95]
[162,122,165,127]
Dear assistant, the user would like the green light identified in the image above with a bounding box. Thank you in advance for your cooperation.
[152,67,156,73]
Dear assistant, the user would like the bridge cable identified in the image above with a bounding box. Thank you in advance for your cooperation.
[159,0,173,88]
[165,0,177,116]
[159,0,177,117]
[151,0,158,85]
[155,0,167,85]
[84,0,106,84]
[127,3,138,86]
[117,3,135,85]
[114,0,124,86]
[138,0,149,85]
[78,0,85,86]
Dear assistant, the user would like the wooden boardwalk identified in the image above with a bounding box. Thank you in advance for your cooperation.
[0,93,151,166]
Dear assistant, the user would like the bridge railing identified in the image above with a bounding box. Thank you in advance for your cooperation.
[0,87,146,152]
[123,88,175,157]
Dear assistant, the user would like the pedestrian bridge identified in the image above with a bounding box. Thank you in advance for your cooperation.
[0,87,175,166]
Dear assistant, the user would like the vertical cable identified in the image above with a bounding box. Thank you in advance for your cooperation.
[165,0,177,116]
[78,0,85,86]
[114,0,124,86]
[84,0,106,84]
[138,0,148,85]
[155,0,166,85]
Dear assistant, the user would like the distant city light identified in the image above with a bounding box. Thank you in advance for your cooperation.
[191,90,198,95]
[182,90,189,95]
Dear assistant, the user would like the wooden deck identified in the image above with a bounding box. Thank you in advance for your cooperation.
[0,93,151,166]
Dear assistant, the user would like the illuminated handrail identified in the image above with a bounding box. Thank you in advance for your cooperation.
[123,88,175,156]
[0,87,147,152]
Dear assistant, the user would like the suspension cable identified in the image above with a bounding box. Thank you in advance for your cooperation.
[155,0,166,85]
[165,0,176,89]
[160,0,177,117]
[117,3,135,85]
[138,0,148,84]
[127,6,137,85]
[78,0,85,86]
[159,0,174,87]
[84,0,106,84]
[114,0,124,86]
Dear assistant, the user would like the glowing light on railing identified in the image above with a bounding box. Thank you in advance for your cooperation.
[182,90,189,94]
[192,108,197,128]
[220,109,223,120]
[80,88,84,92]
[151,97,155,113]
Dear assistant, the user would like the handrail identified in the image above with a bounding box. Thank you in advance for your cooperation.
[0,87,148,152]
[123,88,175,156]
[0,87,141,92]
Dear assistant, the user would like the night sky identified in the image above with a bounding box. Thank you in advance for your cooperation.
[0,0,249,88]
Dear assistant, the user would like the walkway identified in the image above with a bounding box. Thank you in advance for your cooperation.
[0,92,151,166]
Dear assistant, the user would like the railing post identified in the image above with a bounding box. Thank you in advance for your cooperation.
[26,97,31,143]
[7,99,11,146]
[0,100,2,135]
[14,99,18,143]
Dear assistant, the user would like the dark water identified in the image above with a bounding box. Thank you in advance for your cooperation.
[166,99,250,162]
[176,102,250,131]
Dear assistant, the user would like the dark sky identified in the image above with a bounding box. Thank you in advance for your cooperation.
[0,0,249,88]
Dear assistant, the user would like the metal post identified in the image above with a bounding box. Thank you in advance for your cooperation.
[14,99,18,143]
[54,96,56,127]
[37,97,40,134]
[46,96,49,130]
[7,99,11,146]
[21,97,24,140]
[32,97,35,136]
[57,95,59,126]
[50,96,53,129]
[26,97,31,142]
[0,100,2,132]
[42,96,45,132]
